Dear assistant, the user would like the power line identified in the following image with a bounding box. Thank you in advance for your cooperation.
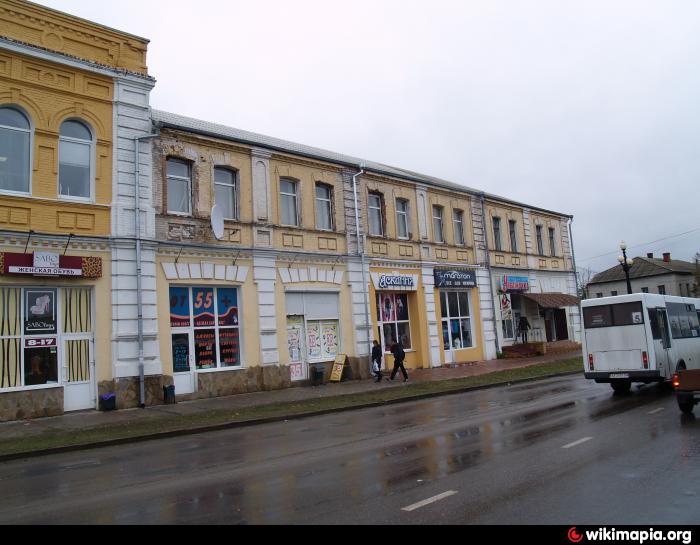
[578,227,700,263]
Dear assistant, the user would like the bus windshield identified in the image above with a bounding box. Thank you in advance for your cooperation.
[583,302,644,329]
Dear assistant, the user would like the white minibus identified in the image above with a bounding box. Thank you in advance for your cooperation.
[581,294,700,394]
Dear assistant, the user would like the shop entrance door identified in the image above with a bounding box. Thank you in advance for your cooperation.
[62,337,95,411]
[172,332,196,395]
[287,316,308,382]
[554,309,569,341]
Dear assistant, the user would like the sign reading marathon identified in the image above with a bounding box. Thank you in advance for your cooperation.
[371,272,418,291]
[434,269,477,289]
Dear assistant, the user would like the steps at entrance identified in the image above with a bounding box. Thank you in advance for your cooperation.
[546,340,581,354]
[502,340,581,359]
[502,344,540,358]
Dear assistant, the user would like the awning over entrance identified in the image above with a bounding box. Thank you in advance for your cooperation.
[520,292,580,308]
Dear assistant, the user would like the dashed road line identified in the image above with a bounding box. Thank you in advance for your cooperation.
[648,407,665,415]
[401,490,458,512]
[562,437,593,449]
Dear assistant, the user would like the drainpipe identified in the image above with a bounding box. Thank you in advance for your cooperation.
[133,130,159,408]
[352,165,373,372]
[480,192,500,356]
[568,217,579,342]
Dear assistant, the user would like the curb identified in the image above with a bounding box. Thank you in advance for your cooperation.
[0,370,582,463]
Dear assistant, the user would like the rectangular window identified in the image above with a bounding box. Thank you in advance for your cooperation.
[596,293,603,298]
[493,217,502,251]
[440,290,474,350]
[214,168,238,220]
[536,225,544,256]
[280,179,299,226]
[396,199,410,239]
[548,227,556,256]
[433,205,444,243]
[641,287,649,293]
[583,302,644,329]
[667,302,700,339]
[167,159,192,215]
[509,220,518,253]
[169,286,241,371]
[368,193,384,236]
[315,183,334,230]
[377,293,411,351]
[453,209,465,246]
[611,291,618,296]
[658,285,666,295]
[59,140,91,199]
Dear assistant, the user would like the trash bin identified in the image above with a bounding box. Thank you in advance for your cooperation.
[163,384,176,404]
[312,365,325,386]
[99,393,116,411]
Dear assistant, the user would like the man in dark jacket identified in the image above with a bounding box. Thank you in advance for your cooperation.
[371,340,383,383]
[389,341,408,382]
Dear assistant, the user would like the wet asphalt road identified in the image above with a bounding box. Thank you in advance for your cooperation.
[0,375,699,525]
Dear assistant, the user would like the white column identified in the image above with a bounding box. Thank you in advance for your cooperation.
[421,266,442,367]
[254,254,280,365]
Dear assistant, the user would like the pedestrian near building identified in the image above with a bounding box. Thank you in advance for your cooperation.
[371,340,383,383]
[518,316,532,344]
[388,341,409,383]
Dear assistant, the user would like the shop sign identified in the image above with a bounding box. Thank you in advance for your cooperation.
[501,275,530,292]
[371,272,418,291]
[2,252,101,278]
[434,269,477,289]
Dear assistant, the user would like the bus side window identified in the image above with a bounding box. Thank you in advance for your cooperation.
[648,309,662,340]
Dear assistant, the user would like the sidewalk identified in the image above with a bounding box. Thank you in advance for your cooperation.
[0,350,582,457]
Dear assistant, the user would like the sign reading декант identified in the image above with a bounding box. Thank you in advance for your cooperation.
[434,269,477,289]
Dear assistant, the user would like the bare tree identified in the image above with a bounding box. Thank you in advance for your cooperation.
[576,266,598,300]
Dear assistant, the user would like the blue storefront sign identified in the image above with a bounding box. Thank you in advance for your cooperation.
[434,269,477,289]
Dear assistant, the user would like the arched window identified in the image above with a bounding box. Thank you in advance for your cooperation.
[59,119,94,200]
[0,106,32,194]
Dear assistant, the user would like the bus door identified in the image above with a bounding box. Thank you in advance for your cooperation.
[649,307,672,379]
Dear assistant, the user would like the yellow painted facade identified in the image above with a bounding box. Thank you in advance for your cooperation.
[529,211,567,271]
[486,202,529,269]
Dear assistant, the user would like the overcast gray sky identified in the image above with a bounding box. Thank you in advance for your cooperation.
[38,0,700,274]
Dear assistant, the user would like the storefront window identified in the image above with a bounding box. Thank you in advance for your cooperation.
[169,286,241,372]
[440,291,473,350]
[377,293,411,351]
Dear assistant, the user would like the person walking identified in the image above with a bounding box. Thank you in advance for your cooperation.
[388,341,409,382]
[518,315,531,344]
[371,340,383,383]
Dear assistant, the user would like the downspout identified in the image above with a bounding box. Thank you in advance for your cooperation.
[568,217,580,342]
[480,192,500,356]
[352,165,373,372]
[134,129,160,408]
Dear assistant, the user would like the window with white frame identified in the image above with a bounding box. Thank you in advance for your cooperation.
[433,205,445,243]
[396,198,410,239]
[376,293,411,352]
[315,182,334,230]
[440,291,473,349]
[0,106,31,194]
[167,158,192,215]
[169,286,241,370]
[214,167,238,220]
[59,119,93,200]
[493,217,502,251]
[536,225,545,256]
[453,209,465,246]
[280,178,299,226]
[509,220,518,253]
[368,192,384,236]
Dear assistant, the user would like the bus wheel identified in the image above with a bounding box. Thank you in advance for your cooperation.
[611,380,631,394]
[677,394,695,415]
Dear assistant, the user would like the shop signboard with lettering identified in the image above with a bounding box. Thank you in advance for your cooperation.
[434,269,477,289]
[371,272,418,292]
[2,252,100,278]
[501,275,530,292]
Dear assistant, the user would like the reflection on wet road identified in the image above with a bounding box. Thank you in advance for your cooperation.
[0,375,698,524]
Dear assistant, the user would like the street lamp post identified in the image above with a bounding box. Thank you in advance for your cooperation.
[618,241,634,295]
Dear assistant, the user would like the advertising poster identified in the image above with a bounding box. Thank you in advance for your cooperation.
[192,288,215,327]
[321,321,339,358]
[24,289,56,334]
[395,294,409,321]
[194,329,217,369]
[381,294,395,322]
[306,322,322,359]
[219,328,239,367]
[217,288,238,327]
[169,287,191,328]
[171,333,190,373]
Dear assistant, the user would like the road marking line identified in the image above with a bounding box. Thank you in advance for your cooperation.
[401,490,458,512]
[648,407,665,415]
[562,437,593,449]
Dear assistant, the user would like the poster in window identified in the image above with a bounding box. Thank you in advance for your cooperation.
[24,289,56,334]
[192,288,215,327]
[194,329,217,369]
[321,321,339,358]
[169,287,191,328]
[381,294,395,322]
[217,288,238,327]
[171,333,190,373]
[287,316,303,363]
[219,328,240,367]
[306,322,322,359]
[23,345,58,386]
[500,293,512,321]
[395,294,409,321]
